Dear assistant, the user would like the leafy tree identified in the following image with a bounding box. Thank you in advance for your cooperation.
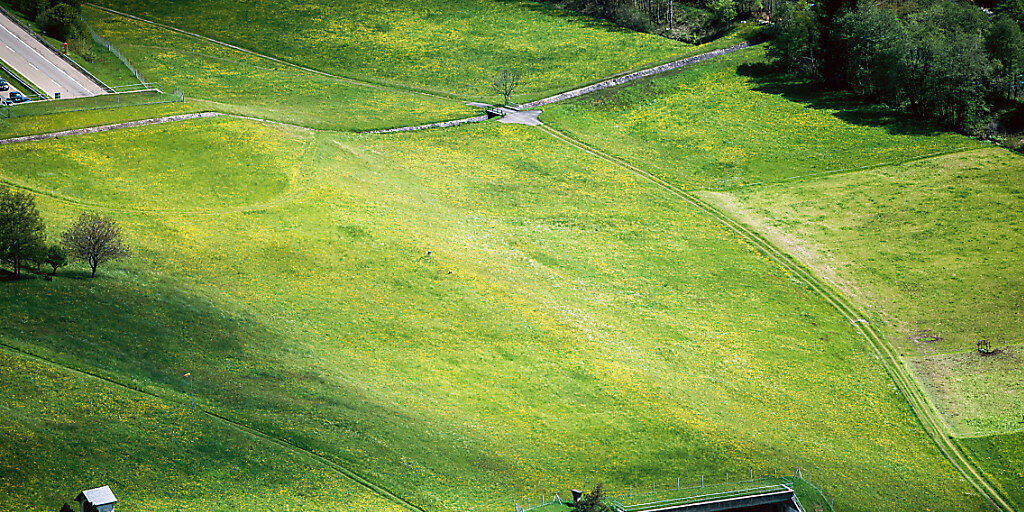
[988,15,1024,98]
[0,187,45,278]
[37,2,78,41]
[489,69,522,106]
[44,244,68,275]
[577,483,611,512]
[60,213,129,278]
[58,503,73,512]
[769,0,820,74]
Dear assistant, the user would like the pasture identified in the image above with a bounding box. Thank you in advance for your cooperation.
[88,0,687,100]
[0,2,1019,511]
[541,46,981,189]
[706,147,1024,437]
[0,115,991,511]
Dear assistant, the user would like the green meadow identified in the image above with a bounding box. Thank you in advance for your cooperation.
[0,2,1019,511]
[81,5,477,132]
[706,148,1024,436]
[0,117,991,512]
[88,0,688,100]
[541,45,981,189]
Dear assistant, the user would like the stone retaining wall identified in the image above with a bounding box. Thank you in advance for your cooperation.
[521,43,750,109]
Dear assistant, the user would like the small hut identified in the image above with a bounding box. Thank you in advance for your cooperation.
[74,486,117,512]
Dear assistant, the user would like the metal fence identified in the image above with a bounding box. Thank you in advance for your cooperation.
[82,16,145,84]
[0,87,183,119]
[511,467,836,512]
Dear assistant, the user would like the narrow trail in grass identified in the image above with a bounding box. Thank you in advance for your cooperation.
[0,113,319,215]
[85,3,470,102]
[535,122,1017,512]
[0,339,428,512]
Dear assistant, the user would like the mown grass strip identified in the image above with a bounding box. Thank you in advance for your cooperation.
[535,123,1017,512]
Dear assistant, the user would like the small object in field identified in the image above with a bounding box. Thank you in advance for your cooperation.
[571,489,583,504]
[75,486,117,512]
[977,339,995,354]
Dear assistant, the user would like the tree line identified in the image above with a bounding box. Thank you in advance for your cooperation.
[770,0,1024,132]
[0,187,129,279]
[537,0,764,42]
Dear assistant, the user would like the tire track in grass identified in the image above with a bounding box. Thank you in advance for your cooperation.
[0,338,427,512]
[535,123,1016,512]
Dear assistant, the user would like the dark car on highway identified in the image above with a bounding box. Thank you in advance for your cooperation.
[8,91,29,103]
[0,79,8,91]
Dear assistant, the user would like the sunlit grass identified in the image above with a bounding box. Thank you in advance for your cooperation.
[89,0,690,101]
[541,45,981,189]
[0,118,989,512]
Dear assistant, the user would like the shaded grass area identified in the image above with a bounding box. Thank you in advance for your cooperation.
[705,147,1024,436]
[88,0,692,101]
[0,118,990,512]
[83,6,477,131]
[0,345,408,512]
[0,116,301,211]
[959,432,1024,509]
[541,45,980,189]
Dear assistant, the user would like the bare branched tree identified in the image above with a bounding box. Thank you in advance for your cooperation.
[60,213,129,278]
[489,69,522,106]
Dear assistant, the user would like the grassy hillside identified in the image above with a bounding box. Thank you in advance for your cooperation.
[0,114,991,512]
[541,45,981,189]
[88,0,688,100]
[960,432,1024,508]
[81,6,476,132]
[703,147,1024,437]
[0,346,407,512]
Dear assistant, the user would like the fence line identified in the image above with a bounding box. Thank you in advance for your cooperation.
[82,16,145,84]
[511,467,836,512]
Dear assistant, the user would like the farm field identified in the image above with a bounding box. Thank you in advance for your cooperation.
[702,148,1024,436]
[0,1,1020,510]
[540,45,982,189]
[81,5,477,132]
[88,0,696,101]
[0,346,408,512]
[0,114,992,512]
[699,147,1024,507]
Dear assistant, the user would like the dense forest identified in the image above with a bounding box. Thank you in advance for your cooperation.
[548,0,1024,139]
[771,0,1024,135]
[537,0,769,42]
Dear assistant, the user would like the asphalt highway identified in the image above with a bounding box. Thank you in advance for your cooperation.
[0,10,104,99]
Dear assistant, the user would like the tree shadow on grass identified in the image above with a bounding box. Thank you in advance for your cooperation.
[736,62,946,137]
[0,269,510,504]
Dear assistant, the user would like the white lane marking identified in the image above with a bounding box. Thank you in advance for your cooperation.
[0,16,94,95]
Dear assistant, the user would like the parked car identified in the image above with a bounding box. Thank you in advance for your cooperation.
[0,79,8,91]
[9,91,29,103]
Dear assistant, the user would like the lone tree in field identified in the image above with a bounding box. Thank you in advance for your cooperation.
[489,69,522,106]
[44,244,68,275]
[577,483,611,512]
[61,213,129,278]
[0,187,46,278]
